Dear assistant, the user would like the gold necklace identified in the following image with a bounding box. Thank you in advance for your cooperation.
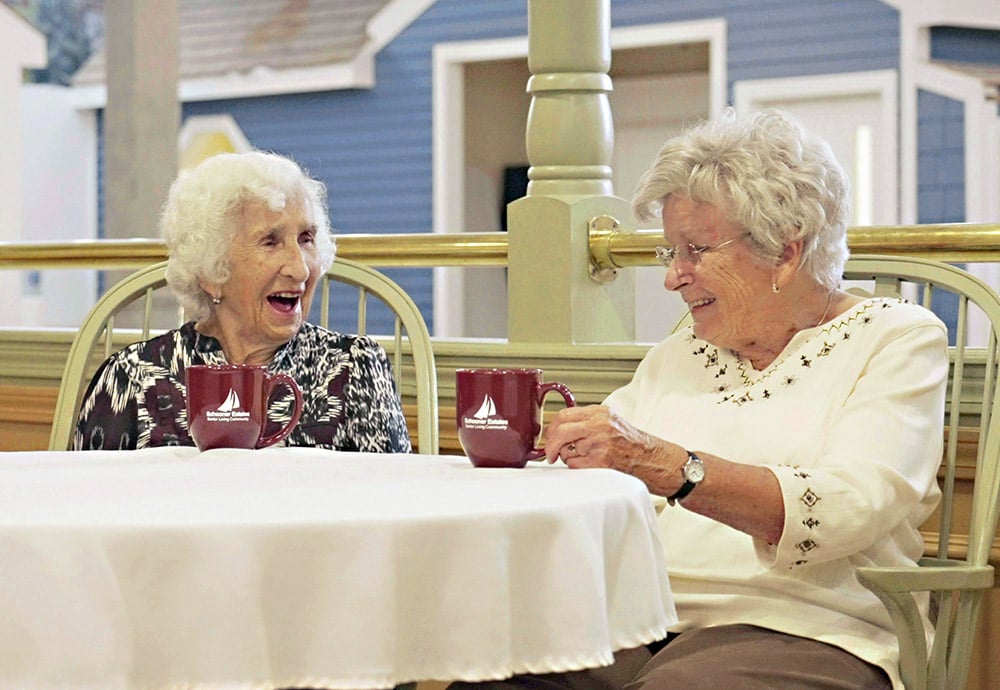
[816,291,835,327]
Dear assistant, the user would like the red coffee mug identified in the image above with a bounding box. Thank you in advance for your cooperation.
[186,364,303,451]
[456,368,576,468]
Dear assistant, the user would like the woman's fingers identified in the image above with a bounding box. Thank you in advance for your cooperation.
[543,405,618,465]
[543,409,584,462]
[544,405,666,472]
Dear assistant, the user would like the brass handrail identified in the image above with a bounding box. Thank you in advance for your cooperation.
[0,233,509,269]
[2,222,1000,271]
[591,222,1000,271]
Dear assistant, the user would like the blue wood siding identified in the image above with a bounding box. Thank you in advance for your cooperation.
[930,26,1000,65]
[917,90,966,225]
[930,27,1000,118]
[97,0,909,334]
[917,89,966,336]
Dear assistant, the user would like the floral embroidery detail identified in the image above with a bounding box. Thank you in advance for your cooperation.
[720,391,754,406]
[714,298,901,407]
[796,538,818,554]
[791,465,823,568]
[800,488,821,508]
[685,338,725,373]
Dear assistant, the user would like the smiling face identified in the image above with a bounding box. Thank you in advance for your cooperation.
[661,195,781,353]
[200,194,321,365]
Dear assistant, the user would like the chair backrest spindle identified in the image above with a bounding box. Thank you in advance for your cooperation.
[843,255,1000,690]
[49,259,438,454]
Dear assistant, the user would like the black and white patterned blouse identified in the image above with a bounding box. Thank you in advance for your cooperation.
[74,321,412,453]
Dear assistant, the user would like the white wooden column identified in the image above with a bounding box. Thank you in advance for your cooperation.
[507,0,635,344]
[103,0,179,239]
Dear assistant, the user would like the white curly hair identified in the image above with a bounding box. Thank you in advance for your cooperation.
[631,108,850,290]
[160,151,335,320]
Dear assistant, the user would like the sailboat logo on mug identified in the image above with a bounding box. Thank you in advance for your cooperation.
[206,388,251,422]
[462,394,510,431]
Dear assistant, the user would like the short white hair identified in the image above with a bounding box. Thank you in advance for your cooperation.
[632,108,850,290]
[160,151,335,320]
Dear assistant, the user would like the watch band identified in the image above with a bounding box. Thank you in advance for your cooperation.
[667,450,703,506]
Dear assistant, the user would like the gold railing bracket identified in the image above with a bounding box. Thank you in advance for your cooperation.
[588,214,621,283]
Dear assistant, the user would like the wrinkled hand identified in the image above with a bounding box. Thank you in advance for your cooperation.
[542,404,670,472]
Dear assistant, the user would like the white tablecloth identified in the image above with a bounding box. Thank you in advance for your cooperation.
[0,446,675,690]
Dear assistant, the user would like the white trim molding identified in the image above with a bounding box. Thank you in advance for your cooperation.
[897,5,1000,220]
[369,0,437,52]
[914,61,999,224]
[67,0,442,110]
[431,19,727,337]
[71,53,377,110]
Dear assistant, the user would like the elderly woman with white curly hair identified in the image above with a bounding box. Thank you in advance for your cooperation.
[75,151,410,453]
[451,110,948,690]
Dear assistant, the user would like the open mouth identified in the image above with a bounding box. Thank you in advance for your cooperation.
[688,297,715,311]
[267,292,301,313]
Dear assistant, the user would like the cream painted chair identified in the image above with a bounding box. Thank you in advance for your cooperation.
[843,255,1000,690]
[49,258,439,454]
[673,254,1000,689]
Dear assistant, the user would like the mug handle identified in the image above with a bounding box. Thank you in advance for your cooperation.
[525,381,576,461]
[256,372,304,449]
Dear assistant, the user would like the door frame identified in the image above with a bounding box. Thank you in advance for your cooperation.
[431,19,727,337]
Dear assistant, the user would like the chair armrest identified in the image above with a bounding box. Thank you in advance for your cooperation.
[856,562,995,690]
[857,562,995,594]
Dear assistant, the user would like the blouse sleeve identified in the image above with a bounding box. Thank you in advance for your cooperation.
[341,336,413,453]
[73,355,142,450]
[758,319,949,569]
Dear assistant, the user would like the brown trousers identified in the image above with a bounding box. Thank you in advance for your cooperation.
[449,625,891,690]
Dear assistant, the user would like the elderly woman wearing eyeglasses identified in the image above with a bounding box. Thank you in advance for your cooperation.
[534,110,947,690]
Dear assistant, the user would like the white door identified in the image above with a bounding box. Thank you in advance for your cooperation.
[735,71,899,227]
[612,72,709,342]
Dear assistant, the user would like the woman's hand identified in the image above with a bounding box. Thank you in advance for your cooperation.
[543,404,785,543]
[542,404,677,475]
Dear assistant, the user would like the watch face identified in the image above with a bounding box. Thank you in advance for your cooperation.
[685,458,706,482]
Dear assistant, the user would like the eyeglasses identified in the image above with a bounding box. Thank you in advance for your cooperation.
[654,233,749,269]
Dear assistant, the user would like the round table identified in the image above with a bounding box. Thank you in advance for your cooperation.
[0,445,675,690]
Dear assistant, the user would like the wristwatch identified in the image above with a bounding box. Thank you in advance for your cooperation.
[667,450,705,506]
